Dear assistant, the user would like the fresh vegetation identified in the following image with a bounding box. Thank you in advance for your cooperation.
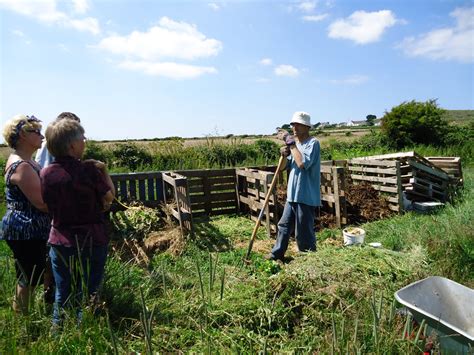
[0,101,473,353]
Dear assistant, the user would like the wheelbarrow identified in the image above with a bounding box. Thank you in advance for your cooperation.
[395,276,474,353]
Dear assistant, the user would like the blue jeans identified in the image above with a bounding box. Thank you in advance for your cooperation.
[271,202,316,260]
[49,244,108,325]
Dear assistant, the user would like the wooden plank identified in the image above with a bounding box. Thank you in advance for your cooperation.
[395,161,403,213]
[351,174,398,184]
[111,172,162,181]
[388,204,400,212]
[147,178,155,200]
[364,184,399,194]
[349,159,397,167]
[208,183,236,192]
[191,192,236,203]
[202,175,211,215]
[187,178,203,188]
[119,180,127,200]
[207,176,236,185]
[138,180,146,201]
[332,166,341,228]
[189,185,204,194]
[236,169,273,180]
[177,168,235,178]
[408,160,449,181]
[355,151,415,160]
[348,166,397,175]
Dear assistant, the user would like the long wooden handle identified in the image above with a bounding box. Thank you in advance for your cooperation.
[245,155,285,260]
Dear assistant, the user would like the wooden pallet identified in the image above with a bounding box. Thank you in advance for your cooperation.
[425,157,463,187]
[348,158,403,212]
[162,172,193,236]
[236,168,278,236]
[350,151,451,209]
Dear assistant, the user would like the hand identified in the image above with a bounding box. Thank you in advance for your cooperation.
[280,146,291,157]
[284,135,295,146]
[84,159,107,171]
[276,129,289,141]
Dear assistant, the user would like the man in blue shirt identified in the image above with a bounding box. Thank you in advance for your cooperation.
[268,111,321,261]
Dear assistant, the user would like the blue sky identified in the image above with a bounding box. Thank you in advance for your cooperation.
[1,0,473,140]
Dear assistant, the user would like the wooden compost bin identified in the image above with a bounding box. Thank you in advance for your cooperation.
[237,163,348,233]
[425,157,463,187]
[110,171,193,236]
[320,162,348,227]
[236,168,278,237]
[111,171,164,209]
[162,172,193,236]
[111,164,348,238]
[176,168,238,218]
[349,152,452,212]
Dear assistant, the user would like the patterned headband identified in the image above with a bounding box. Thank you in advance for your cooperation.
[10,115,42,148]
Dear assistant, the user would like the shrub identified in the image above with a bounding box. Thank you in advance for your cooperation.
[381,99,448,148]
[254,139,279,163]
[111,142,153,170]
[83,140,111,163]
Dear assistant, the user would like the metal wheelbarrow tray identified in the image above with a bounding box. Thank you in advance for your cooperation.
[395,276,474,352]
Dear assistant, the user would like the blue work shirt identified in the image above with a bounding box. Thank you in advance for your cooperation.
[287,137,321,207]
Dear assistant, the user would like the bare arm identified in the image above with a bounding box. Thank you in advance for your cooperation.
[9,163,48,212]
[289,145,305,169]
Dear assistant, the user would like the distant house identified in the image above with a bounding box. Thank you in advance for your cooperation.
[346,120,367,127]
[317,122,330,128]
[373,118,382,126]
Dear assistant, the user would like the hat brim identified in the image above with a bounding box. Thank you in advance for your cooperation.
[290,118,312,127]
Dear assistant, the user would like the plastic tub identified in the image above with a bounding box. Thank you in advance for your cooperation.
[343,227,365,246]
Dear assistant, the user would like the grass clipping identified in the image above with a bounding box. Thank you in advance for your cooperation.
[269,244,429,314]
[110,203,186,258]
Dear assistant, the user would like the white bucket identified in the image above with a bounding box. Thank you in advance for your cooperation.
[343,227,365,246]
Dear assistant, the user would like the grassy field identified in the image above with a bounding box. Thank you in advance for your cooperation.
[0,167,472,352]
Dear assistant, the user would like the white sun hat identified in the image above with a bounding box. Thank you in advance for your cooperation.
[290,111,312,127]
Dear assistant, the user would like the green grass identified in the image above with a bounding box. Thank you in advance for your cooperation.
[0,166,472,353]
[443,109,474,125]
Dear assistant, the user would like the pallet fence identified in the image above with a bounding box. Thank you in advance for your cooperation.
[162,172,193,236]
[236,168,278,237]
[176,168,238,218]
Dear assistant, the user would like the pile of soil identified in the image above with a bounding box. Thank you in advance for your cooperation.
[345,181,394,224]
[277,181,394,228]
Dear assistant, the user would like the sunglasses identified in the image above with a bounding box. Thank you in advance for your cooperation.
[25,128,42,135]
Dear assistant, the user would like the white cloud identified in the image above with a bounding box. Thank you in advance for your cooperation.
[97,17,222,61]
[397,7,474,63]
[260,58,273,66]
[72,0,89,14]
[330,75,369,85]
[118,60,217,79]
[208,3,220,11]
[0,0,100,34]
[11,29,31,44]
[256,77,270,83]
[328,10,398,44]
[69,17,100,35]
[302,14,328,22]
[11,29,25,37]
[274,64,300,77]
[96,17,222,79]
[298,1,317,13]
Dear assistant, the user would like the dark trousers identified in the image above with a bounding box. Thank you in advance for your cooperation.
[271,202,316,260]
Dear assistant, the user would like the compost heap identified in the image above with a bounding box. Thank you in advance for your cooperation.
[108,202,186,265]
[277,181,394,228]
